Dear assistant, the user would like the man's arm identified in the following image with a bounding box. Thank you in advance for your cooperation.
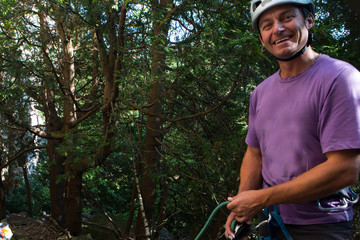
[238,145,263,192]
[224,145,262,238]
[227,149,360,223]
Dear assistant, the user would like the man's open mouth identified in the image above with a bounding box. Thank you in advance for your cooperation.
[274,37,291,45]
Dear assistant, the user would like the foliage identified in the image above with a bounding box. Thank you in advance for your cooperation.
[6,160,51,217]
[312,0,360,68]
[82,154,134,219]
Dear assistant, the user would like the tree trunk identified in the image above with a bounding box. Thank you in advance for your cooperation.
[55,2,80,234]
[135,82,162,235]
[22,165,33,217]
[0,178,5,220]
[124,182,137,237]
[39,3,67,228]
[48,140,66,227]
[65,172,83,236]
[135,1,171,238]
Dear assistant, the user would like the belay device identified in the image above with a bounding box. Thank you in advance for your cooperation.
[229,216,272,240]
[230,221,251,239]
[194,201,272,240]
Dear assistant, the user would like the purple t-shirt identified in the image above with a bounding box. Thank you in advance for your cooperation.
[245,55,360,225]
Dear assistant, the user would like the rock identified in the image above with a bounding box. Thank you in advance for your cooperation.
[59,233,93,240]
[81,214,126,240]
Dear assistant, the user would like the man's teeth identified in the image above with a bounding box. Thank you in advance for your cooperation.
[275,37,290,44]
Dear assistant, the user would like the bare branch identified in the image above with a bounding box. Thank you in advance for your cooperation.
[2,145,47,169]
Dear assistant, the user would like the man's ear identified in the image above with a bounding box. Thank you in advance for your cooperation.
[259,33,265,46]
[305,13,315,29]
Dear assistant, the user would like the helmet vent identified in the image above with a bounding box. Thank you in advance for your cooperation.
[253,1,261,12]
[261,0,272,7]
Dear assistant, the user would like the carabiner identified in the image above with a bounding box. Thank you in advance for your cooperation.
[317,187,359,211]
[254,213,272,230]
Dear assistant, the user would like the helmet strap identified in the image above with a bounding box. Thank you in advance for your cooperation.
[275,45,307,62]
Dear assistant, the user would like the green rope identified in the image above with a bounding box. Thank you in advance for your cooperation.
[195,201,230,240]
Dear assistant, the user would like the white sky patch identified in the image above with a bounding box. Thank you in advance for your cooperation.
[331,26,350,40]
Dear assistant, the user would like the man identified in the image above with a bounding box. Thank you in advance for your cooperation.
[225,0,360,239]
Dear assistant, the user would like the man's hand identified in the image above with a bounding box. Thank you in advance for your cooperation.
[224,212,236,239]
[227,190,265,223]
[224,212,252,240]
[225,190,262,240]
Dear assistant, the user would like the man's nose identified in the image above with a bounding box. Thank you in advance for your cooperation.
[275,22,285,33]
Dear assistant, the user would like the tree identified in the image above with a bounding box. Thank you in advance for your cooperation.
[1,0,108,235]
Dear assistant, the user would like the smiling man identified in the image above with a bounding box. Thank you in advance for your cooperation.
[225,0,360,239]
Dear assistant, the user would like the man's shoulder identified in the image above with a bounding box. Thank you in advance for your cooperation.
[301,55,359,86]
[318,55,359,73]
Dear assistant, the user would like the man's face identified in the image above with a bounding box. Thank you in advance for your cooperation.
[258,4,313,60]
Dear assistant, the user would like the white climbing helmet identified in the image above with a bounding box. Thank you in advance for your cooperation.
[250,0,315,31]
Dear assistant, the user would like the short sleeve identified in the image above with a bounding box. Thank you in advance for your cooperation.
[245,91,260,148]
[319,67,360,153]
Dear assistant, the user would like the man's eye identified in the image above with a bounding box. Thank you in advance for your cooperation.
[262,23,272,30]
[284,15,294,21]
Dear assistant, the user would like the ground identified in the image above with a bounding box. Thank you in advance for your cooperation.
[3,213,67,240]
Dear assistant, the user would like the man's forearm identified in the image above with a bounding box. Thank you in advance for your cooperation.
[238,146,263,192]
[259,149,360,208]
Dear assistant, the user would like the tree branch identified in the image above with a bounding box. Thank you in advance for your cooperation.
[127,71,240,122]
[2,145,47,169]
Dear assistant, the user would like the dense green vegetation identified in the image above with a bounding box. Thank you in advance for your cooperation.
[0,0,359,239]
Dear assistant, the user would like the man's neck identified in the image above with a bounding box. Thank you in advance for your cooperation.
[278,47,319,78]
